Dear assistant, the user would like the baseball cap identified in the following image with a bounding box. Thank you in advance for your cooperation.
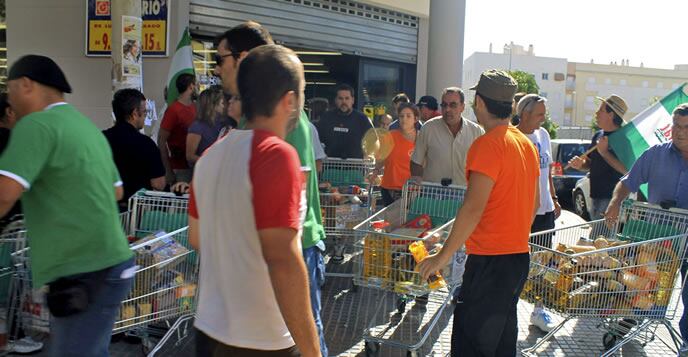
[469,69,517,103]
[8,55,72,94]
[417,95,438,111]
[595,94,628,120]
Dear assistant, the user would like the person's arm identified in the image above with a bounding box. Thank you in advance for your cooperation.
[115,185,124,201]
[147,138,167,191]
[150,177,166,190]
[418,171,494,279]
[605,148,653,226]
[548,166,561,218]
[250,140,319,356]
[189,216,199,250]
[0,176,22,218]
[410,126,428,181]
[596,136,627,175]
[157,128,175,184]
[568,155,591,170]
[258,227,320,357]
[185,133,202,165]
[533,176,541,223]
[410,161,424,182]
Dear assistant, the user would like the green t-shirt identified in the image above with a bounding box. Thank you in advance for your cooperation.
[239,111,325,248]
[0,103,133,286]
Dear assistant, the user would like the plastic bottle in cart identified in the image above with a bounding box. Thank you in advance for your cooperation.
[409,241,446,290]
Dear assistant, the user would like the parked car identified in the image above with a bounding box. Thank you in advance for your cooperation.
[550,139,590,208]
[572,174,638,221]
[572,174,592,220]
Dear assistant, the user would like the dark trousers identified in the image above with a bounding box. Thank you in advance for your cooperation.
[196,329,301,356]
[380,188,401,207]
[530,211,555,249]
[451,253,529,357]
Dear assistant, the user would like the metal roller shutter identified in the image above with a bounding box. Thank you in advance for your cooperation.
[189,0,419,63]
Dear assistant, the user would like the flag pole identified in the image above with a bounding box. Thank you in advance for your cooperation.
[563,145,597,170]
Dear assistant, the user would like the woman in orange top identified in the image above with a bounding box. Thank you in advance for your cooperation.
[376,102,419,206]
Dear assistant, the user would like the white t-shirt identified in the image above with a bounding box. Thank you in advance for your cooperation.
[190,129,306,350]
[526,127,555,215]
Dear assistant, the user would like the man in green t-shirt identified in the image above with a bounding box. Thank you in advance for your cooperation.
[215,22,328,356]
[0,55,135,356]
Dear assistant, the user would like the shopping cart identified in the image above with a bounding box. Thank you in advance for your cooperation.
[521,201,688,356]
[116,190,197,354]
[0,221,48,355]
[319,157,376,277]
[353,181,466,356]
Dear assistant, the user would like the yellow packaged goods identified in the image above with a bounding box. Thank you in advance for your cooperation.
[555,263,575,291]
[408,241,446,290]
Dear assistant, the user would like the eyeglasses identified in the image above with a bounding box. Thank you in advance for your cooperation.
[215,52,240,66]
[440,102,461,109]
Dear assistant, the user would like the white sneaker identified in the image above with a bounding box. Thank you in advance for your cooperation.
[9,336,44,354]
[530,309,556,333]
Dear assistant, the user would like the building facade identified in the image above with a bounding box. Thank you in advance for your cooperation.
[462,44,567,126]
[6,0,466,129]
[567,62,688,129]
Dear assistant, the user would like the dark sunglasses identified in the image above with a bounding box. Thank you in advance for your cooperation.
[215,52,240,66]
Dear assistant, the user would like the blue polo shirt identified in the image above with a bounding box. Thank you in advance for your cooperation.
[620,142,688,209]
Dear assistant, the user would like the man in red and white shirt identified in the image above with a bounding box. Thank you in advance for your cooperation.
[188,45,320,356]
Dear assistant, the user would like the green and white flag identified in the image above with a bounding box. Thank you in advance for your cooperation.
[609,83,688,196]
[165,27,195,105]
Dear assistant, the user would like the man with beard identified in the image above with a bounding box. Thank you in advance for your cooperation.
[316,84,374,159]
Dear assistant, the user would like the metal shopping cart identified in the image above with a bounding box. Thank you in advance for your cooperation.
[521,200,688,356]
[0,221,47,356]
[319,158,376,277]
[352,181,466,356]
[116,190,197,354]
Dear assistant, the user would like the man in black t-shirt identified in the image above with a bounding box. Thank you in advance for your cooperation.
[316,84,374,159]
[103,89,166,209]
[569,94,629,219]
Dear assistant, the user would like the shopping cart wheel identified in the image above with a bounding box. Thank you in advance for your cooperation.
[602,332,617,351]
[365,341,381,356]
[407,350,419,357]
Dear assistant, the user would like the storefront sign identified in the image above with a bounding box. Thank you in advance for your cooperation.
[86,0,169,57]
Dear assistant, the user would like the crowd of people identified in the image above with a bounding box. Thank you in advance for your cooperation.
[0,18,686,357]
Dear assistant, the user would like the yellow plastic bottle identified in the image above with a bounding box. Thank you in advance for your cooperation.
[409,241,446,290]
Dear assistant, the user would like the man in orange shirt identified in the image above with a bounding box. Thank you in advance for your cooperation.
[419,69,540,357]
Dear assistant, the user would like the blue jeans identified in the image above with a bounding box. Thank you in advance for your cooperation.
[591,198,611,220]
[303,244,328,357]
[50,257,135,357]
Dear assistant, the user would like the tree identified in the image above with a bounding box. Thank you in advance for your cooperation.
[508,70,559,139]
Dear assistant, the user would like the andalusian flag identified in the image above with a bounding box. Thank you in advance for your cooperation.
[165,27,195,104]
[609,83,688,195]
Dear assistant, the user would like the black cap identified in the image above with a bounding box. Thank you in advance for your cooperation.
[417,95,438,111]
[8,55,72,94]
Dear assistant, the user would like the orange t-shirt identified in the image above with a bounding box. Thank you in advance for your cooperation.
[381,130,415,190]
[464,125,539,255]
